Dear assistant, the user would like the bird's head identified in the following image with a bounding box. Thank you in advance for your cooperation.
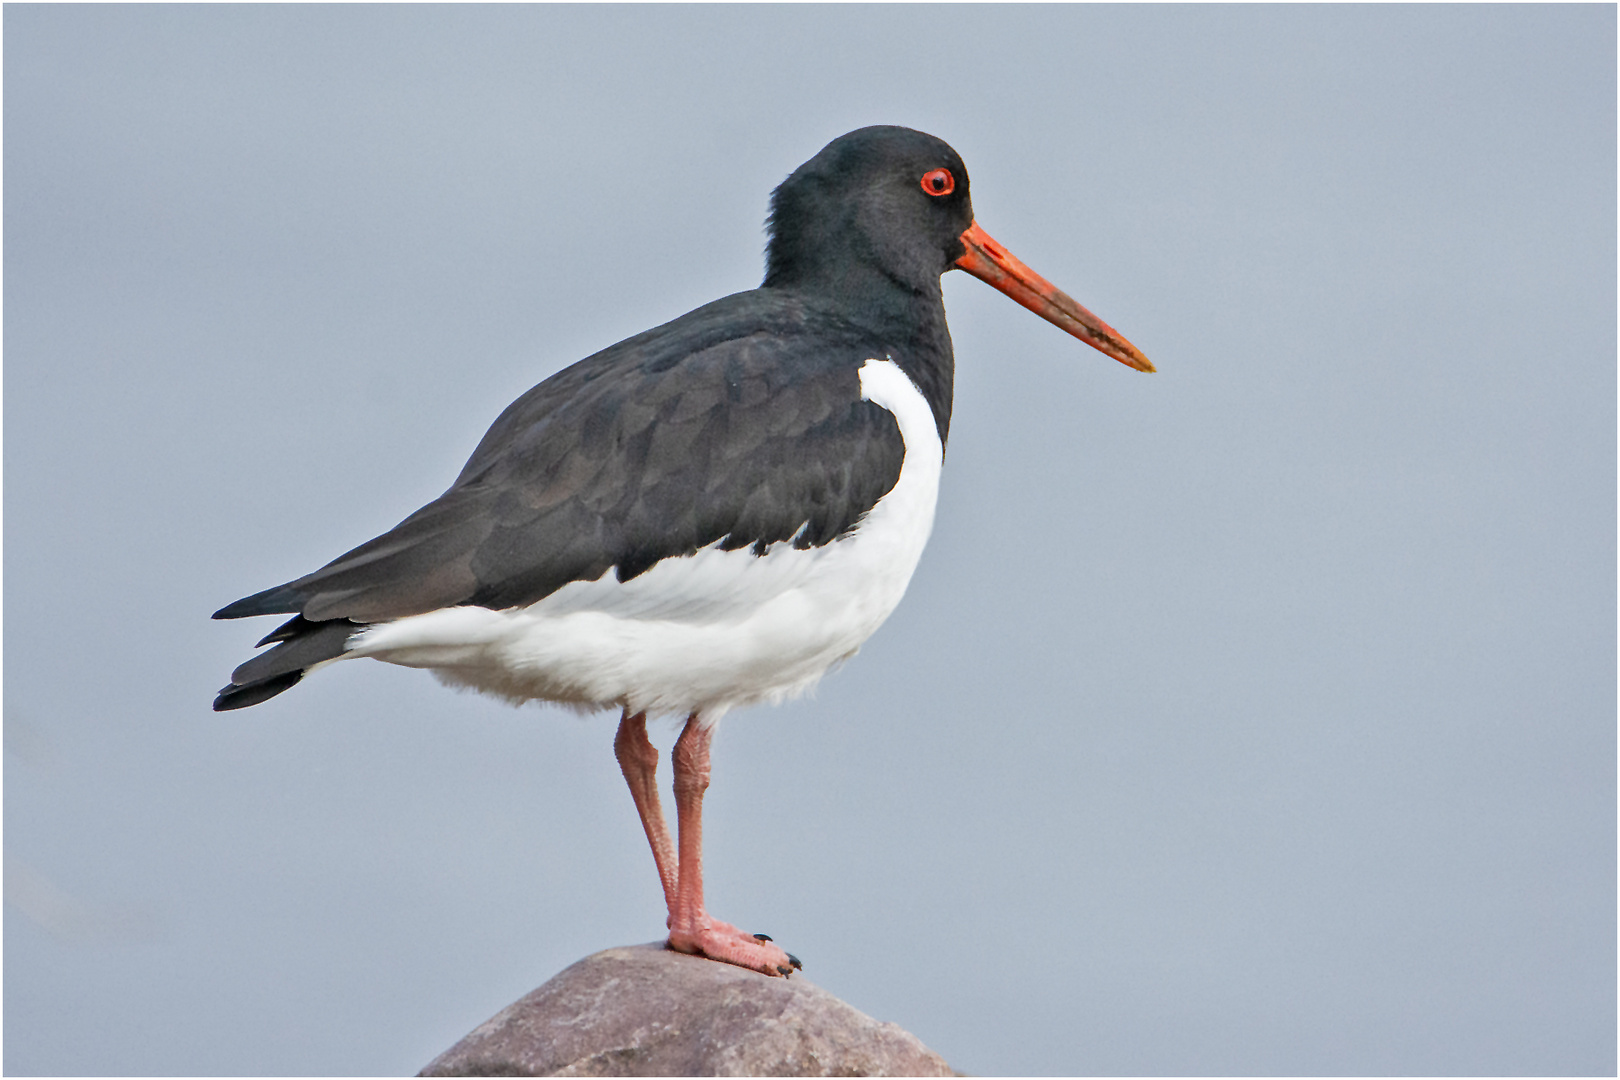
[764,125,974,297]
[765,125,1154,373]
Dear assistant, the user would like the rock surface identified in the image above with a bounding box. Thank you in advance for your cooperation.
[419,943,954,1077]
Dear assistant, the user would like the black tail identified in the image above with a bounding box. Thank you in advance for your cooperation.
[214,669,307,711]
[213,610,365,711]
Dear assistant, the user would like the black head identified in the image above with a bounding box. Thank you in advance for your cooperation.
[763,126,975,304]
[763,125,1156,374]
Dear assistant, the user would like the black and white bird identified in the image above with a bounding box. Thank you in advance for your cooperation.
[213,125,1153,977]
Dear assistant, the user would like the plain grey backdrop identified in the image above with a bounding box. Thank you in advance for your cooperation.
[5,5,1614,1076]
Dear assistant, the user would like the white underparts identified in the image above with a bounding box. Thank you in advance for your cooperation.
[343,357,944,719]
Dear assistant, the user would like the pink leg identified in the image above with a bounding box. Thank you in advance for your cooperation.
[665,714,800,977]
[613,710,677,915]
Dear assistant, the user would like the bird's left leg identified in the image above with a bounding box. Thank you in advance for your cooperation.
[666,712,801,976]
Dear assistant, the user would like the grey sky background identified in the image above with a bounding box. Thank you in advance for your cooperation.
[4,5,1613,1076]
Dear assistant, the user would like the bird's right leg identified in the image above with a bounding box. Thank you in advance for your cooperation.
[665,713,800,977]
[613,709,678,916]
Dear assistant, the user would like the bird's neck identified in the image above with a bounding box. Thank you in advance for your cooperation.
[768,270,956,449]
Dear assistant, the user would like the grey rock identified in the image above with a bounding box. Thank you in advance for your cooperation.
[419,943,955,1077]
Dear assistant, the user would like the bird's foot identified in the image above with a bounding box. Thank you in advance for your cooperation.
[667,916,801,977]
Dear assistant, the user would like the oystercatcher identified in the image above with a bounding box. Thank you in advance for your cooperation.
[213,125,1154,977]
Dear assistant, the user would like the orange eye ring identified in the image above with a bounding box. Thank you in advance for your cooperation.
[920,168,955,197]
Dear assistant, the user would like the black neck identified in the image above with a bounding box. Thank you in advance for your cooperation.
[765,273,956,450]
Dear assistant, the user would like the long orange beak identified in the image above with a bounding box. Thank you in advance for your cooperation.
[954,221,1154,373]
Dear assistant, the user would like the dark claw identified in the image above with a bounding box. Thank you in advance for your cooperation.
[776,964,793,976]
[787,952,802,970]
[752,933,773,942]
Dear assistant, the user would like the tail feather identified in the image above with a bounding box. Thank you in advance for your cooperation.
[256,614,321,648]
[214,616,366,712]
[230,619,360,686]
[214,670,305,711]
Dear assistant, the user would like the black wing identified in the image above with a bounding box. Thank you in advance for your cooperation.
[213,291,907,708]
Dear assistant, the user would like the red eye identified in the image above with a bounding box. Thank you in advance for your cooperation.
[920,168,955,197]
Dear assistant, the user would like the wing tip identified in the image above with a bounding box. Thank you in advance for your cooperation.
[213,585,305,621]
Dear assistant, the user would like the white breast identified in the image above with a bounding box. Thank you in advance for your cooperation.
[345,357,944,719]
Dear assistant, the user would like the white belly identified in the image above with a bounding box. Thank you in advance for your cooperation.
[344,357,943,719]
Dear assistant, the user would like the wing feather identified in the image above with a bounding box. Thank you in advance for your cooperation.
[215,292,910,627]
